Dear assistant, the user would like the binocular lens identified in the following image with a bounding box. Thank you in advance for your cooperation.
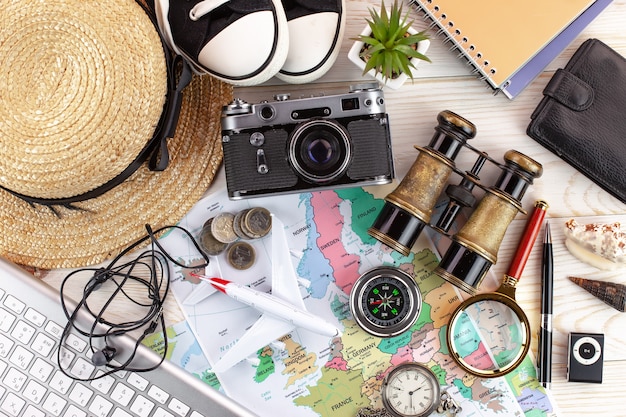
[368,203,427,256]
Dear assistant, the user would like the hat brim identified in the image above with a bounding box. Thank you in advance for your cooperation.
[0,74,232,269]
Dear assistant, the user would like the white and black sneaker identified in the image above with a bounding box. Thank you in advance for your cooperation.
[277,0,345,84]
[155,0,289,86]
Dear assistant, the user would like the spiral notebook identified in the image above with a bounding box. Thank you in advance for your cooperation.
[411,0,599,98]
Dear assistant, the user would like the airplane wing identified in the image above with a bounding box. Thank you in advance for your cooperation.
[211,313,296,373]
[270,215,306,310]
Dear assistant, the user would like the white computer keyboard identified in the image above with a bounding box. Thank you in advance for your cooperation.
[0,257,257,417]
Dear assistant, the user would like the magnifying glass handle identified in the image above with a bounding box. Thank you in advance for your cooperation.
[506,200,549,281]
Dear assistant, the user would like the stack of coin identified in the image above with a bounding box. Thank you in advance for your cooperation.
[233,207,272,240]
[198,207,272,269]
[198,218,229,256]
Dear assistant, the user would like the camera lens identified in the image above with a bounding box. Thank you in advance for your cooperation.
[289,120,351,183]
[307,138,333,165]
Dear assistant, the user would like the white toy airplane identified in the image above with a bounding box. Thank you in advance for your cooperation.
[187,215,342,373]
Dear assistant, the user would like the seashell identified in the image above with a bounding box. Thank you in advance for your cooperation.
[564,219,626,270]
[569,276,626,312]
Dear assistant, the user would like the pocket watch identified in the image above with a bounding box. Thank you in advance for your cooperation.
[357,363,461,417]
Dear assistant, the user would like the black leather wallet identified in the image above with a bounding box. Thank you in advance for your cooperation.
[527,38,626,204]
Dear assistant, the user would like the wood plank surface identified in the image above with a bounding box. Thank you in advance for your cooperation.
[44,1,626,415]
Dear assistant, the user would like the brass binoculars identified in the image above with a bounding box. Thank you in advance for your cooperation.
[368,110,542,294]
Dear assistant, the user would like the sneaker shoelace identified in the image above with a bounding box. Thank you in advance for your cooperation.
[189,0,230,20]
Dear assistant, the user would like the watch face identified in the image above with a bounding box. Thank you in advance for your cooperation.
[382,363,440,417]
[350,266,422,337]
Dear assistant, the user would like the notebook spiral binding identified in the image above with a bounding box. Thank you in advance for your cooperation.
[409,0,507,94]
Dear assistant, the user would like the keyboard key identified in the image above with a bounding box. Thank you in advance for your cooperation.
[148,385,169,404]
[50,369,74,394]
[70,357,95,380]
[127,372,149,391]
[168,398,190,417]
[42,391,68,416]
[3,368,27,391]
[29,357,54,382]
[31,332,55,357]
[63,404,87,417]
[23,380,47,404]
[9,345,34,369]
[10,320,36,344]
[111,409,133,417]
[90,371,116,394]
[153,409,176,417]
[64,334,87,353]
[3,294,25,314]
[57,346,76,369]
[1,392,25,416]
[0,308,16,332]
[69,383,94,407]
[0,333,14,357]
[44,320,64,339]
[110,382,135,407]
[89,395,114,417]
[24,307,46,327]
[130,395,156,417]
[23,404,45,417]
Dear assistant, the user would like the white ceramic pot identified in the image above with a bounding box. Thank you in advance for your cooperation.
[348,24,430,90]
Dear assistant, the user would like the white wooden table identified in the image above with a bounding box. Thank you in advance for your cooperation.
[44,1,626,415]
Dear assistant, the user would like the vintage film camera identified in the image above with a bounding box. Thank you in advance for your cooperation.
[220,83,394,199]
[368,110,543,294]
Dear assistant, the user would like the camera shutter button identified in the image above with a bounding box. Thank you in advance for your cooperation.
[250,132,265,146]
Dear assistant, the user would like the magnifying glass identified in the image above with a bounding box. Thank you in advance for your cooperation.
[446,200,548,378]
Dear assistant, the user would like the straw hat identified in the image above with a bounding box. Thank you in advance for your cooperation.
[0,0,232,269]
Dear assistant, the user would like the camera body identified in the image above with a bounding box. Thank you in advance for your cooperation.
[221,83,394,199]
[567,332,604,383]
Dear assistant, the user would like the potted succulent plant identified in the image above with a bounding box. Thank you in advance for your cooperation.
[348,0,430,89]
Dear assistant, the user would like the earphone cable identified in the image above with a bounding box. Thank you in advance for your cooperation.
[58,223,208,381]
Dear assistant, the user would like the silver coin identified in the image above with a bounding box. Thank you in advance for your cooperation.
[210,212,238,243]
[199,219,228,256]
[242,207,272,239]
[232,209,250,239]
[227,241,256,270]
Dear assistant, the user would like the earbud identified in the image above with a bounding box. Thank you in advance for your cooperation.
[92,346,117,366]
